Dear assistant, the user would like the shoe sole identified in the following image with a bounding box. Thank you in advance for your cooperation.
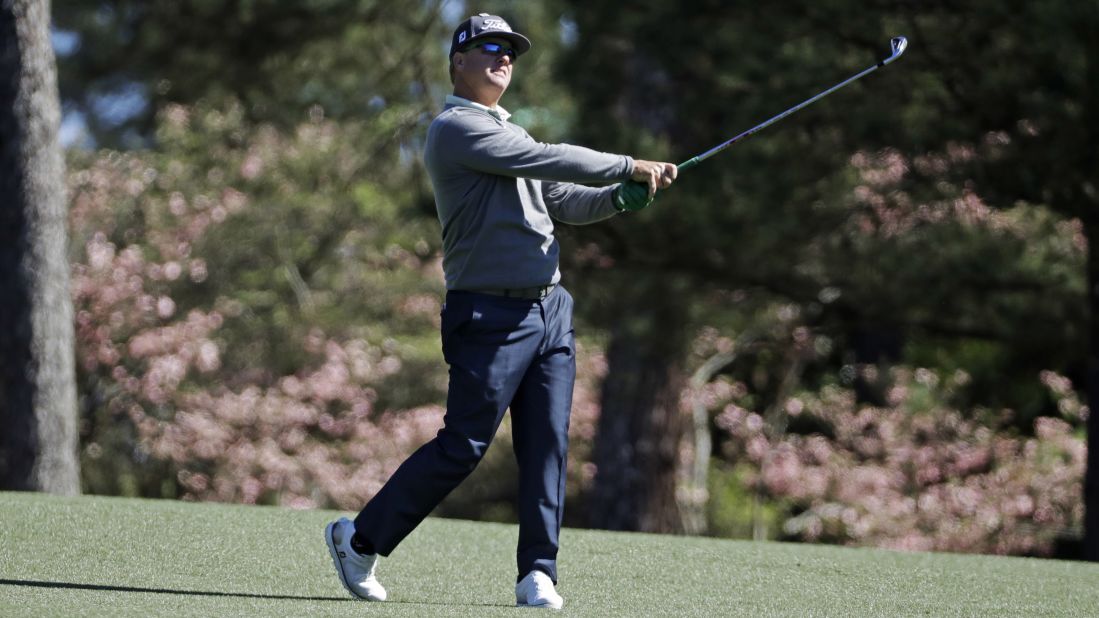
[517,601,564,610]
[325,521,378,602]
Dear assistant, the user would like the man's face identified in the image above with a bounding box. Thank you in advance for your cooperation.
[454,37,516,99]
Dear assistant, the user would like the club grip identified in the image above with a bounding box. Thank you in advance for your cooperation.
[677,157,701,172]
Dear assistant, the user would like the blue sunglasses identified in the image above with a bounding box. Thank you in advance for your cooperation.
[464,41,517,60]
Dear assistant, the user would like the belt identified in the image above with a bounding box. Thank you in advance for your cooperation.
[474,283,557,300]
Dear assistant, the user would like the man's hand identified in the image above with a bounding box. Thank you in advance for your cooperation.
[631,159,678,197]
[614,159,677,212]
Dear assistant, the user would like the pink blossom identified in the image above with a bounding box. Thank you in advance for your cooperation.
[706,364,1085,556]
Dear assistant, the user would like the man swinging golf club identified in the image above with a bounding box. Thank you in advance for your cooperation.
[324,12,676,610]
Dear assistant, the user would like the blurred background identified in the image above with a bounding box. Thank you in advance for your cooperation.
[4,0,1097,561]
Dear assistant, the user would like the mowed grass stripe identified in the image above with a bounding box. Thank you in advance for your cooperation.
[1,492,1096,616]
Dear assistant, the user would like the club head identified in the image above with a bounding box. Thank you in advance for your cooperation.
[890,36,908,58]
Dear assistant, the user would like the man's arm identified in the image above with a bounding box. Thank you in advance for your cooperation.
[433,110,633,183]
[541,182,620,224]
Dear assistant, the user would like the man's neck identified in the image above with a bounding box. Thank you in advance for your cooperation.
[447,94,510,121]
[452,85,501,109]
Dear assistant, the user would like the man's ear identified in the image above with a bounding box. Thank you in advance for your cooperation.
[453,52,464,69]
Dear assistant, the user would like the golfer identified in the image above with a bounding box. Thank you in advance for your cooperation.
[325,13,676,609]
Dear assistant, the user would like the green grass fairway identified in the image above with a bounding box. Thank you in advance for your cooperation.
[2,493,1097,616]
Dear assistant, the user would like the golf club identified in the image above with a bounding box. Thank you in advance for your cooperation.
[677,36,908,172]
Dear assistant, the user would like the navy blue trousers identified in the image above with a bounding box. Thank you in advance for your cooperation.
[354,286,575,583]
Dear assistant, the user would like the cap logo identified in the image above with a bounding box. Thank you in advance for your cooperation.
[482,18,511,31]
[457,31,467,43]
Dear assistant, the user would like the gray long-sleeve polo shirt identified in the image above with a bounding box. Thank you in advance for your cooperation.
[424,96,634,291]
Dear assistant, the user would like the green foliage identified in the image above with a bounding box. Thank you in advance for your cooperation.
[54,1,452,144]
[706,462,784,540]
[161,103,439,376]
[556,0,1089,418]
[56,0,1095,551]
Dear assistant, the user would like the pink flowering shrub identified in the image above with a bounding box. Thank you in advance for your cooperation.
[67,106,451,508]
[147,335,445,509]
[709,367,1086,556]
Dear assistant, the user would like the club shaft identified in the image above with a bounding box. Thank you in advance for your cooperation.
[678,40,905,171]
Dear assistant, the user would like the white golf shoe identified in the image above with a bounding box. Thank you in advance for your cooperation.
[515,570,564,609]
[325,517,387,601]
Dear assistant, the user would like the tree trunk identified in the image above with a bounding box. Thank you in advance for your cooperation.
[0,0,80,494]
[588,281,688,532]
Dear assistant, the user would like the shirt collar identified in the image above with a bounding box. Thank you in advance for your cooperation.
[445,94,511,121]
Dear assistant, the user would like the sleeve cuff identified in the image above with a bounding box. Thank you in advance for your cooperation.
[623,156,635,180]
